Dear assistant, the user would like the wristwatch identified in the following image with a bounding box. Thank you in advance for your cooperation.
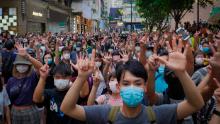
[213,109,220,117]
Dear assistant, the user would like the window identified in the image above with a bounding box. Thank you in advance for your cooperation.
[9,8,16,16]
[0,8,2,16]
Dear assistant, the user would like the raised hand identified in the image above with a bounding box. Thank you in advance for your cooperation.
[39,63,50,80]
[145,55,159,73]
[56,37,62,47]
[102,52,112,64]
[140,33,149,46]
[15,42,28,57]
[157,52,187,72]
[77,49,96,78]
[120,51,130,62]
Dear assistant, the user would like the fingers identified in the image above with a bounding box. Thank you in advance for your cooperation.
[156,56,168,66]
[214,78,220,88]
[90,49,96,64]
[183,44,190,56]
[166,41,172,53]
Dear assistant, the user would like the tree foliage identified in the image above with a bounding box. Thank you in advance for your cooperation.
[136,0,214,30]
[136,0,170,32]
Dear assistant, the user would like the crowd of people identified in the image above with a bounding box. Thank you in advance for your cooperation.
[0,23,220,124]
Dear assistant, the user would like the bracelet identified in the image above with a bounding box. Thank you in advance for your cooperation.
[213,109,220,117]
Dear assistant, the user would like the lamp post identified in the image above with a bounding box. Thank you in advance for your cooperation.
[196,0,200,29]
[130,0,133,32]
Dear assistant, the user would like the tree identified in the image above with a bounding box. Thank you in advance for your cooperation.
[168,0,194,30]
[136,0,170,32]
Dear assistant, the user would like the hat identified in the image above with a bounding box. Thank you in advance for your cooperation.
[13,55,31,65]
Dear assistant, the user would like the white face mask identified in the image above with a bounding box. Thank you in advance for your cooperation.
[16,65,29,73]
[54,79,70,90]
[145,51,153,58]
[135,46,141,52]
[63,53,70,60]
[109,80,118,93]
[195,58,204,65]
[95,62,102,68]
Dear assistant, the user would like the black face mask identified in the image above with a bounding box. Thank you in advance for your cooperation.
[164,68,185,100]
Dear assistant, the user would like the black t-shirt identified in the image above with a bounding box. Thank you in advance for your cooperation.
[43,88,85,124]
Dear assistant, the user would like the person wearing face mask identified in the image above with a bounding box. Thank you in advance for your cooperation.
[194,51,206,71]
[60,50,204,124]
[88,72,122,106]
[94,53,107,97]
[42,52,56,89]
[33,63,85,124]
[6,44,43,124]
[55,46,72,67]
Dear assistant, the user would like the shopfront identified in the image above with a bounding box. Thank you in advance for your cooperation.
[26,1,47,33]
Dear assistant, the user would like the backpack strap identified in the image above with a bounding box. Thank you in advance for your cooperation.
[108,106,120,124]
[146,106,156,124]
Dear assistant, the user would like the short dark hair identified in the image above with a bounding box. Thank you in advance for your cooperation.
[116,59,148,83]
[4,39,15,50]
[53,62,72,77]
[61,47,70,54]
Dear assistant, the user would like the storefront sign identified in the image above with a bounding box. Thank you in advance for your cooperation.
[32,11,43,17]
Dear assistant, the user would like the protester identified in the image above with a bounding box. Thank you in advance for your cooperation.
[33,62,84,124]
[60,48,205,123]
[0,20,219,124]
[6,43,43,124]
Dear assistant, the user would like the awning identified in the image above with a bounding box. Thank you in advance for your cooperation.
[208,7,220,24]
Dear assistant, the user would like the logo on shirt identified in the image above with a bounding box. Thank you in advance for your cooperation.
[50,97,64,117]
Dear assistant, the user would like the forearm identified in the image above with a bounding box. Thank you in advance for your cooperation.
[198,74,216,102]
[33,78,46,103]
[54,47,60,65]
[35,49,41,61]
[139,45,146,65]
[80,81,89,98]
[87,85,98,105]
[5,106,11,124]
[61,76,87,113]
[103,63,110,77]
[45,44,51,53]
[147,72,157,105]
[176,71,204,109]
[27,54,43,70]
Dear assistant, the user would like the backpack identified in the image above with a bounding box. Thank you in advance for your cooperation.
[107,106,156,124]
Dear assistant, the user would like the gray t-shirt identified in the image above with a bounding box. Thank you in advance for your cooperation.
[84,104,177,124]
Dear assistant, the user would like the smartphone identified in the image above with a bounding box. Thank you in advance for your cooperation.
[176,28,190,41]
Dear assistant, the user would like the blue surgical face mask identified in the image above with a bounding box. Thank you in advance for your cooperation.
[47,58,53,65]
[202,47,210,54]
[158,65,165,74]
[120,86,144,107]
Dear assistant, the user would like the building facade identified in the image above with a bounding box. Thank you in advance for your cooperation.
[0,0,71,35]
